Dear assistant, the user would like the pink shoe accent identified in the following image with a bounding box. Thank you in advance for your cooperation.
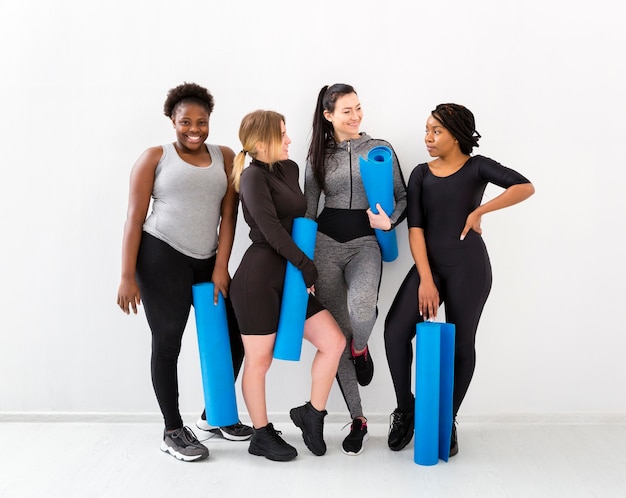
[351,340,368,359]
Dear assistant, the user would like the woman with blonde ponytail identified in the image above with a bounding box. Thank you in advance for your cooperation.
[228,110,345,462]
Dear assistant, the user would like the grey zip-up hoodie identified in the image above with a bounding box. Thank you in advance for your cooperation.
[304,132,407,228]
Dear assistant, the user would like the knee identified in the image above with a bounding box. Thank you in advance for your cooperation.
[321,324,346,358]
[244,351,273,376]
[334,331,347,356]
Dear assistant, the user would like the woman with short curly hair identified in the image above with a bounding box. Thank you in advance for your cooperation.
[116,82,251,461]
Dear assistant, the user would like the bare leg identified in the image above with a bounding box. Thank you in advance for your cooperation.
[240,333,275,428]
[303,310,346,411]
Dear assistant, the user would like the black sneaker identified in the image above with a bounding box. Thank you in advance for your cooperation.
[160,426,209,462]
[351,343,374,386]
[196,415,253,441]
[449,421,458,457]
[388,408,414,451]
[290,401,327,456]
[248,423,298,462]
[341,418,369,456]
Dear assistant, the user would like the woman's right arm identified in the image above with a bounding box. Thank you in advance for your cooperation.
[304,160,322,220]
[409,228,439,320]
[117,147,162,314]
[241,166,318,287]
[406,165,439,320]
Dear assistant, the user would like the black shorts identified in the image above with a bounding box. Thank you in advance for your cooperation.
[231,244,324,335]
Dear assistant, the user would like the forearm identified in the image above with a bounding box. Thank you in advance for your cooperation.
[215,216,236,271]
[476,182,535,216]
[120,220,143,279]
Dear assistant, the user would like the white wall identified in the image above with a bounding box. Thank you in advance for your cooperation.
[1,0,624,420]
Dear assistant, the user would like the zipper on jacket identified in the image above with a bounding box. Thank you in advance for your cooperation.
[348,140,353,208]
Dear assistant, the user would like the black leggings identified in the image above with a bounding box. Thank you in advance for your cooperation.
[136,232,244,430]
[384,245,492,417]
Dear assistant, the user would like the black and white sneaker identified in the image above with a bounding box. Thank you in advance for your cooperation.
[341,418,369,456]
[196,415,253,441]
[160,426,209,462]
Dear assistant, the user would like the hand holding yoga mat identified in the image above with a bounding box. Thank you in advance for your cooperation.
[192,282,239,427]
[274,217,318,361]
[359,145,398,262]
[414,321,455,466]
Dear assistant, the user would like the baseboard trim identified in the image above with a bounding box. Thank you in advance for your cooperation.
[2,411,626,425]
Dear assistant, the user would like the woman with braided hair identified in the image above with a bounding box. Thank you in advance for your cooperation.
[117,82,251,461]
[384,103,534,456]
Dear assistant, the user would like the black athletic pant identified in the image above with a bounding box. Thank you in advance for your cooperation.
[384,245,492,418]
[136,232,244,430]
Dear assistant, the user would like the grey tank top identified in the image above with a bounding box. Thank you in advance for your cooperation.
[143,143,227,259]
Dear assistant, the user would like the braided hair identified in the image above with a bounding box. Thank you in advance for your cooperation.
[431,103,481,155]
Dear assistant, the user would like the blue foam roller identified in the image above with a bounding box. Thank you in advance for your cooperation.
[438,322,456,462]
[359,145,398,262]
[273,217,318,361]
[414,321,441,465]
[192,282,239,427]
[414,321,456,465]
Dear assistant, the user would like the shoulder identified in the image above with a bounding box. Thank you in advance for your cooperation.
[281,159,300,173]
[409,162,428,179]
[467,155,508,174]
[407,163,429,191]
[215,144,235,159]
[241,162,263,179]
[214,144,235,173]
[145,145,166,160]
[356,133,392,150]
[471,155,500,167]
[132,145,164,172]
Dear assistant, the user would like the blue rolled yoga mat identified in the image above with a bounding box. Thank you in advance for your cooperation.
[358,145,398,262]
[414,321,456,465]
[274,217,318,361]
[192,282,239,427]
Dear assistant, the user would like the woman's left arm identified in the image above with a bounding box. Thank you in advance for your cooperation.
[212,145,239,302]
[461,182,535,240]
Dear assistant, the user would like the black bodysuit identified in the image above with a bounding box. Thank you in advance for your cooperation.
[384,155,531,416]
[230,159,323,335]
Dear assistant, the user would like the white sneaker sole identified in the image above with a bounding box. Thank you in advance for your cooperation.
[341,433,370,456]
[196,418,252,441]
[160,442,208,461]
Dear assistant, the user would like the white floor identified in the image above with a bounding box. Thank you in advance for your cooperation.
[1,416,625,498]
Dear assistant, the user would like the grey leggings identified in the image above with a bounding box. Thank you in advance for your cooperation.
[313,232,382,419]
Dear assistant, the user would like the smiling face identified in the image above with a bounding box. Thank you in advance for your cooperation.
[324,92,362,142]
[424,114,459,158]
[172,102,210,152]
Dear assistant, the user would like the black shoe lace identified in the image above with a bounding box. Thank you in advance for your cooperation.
[389,410,405,432]
[266,425,289,445]
[181,426,202,446]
